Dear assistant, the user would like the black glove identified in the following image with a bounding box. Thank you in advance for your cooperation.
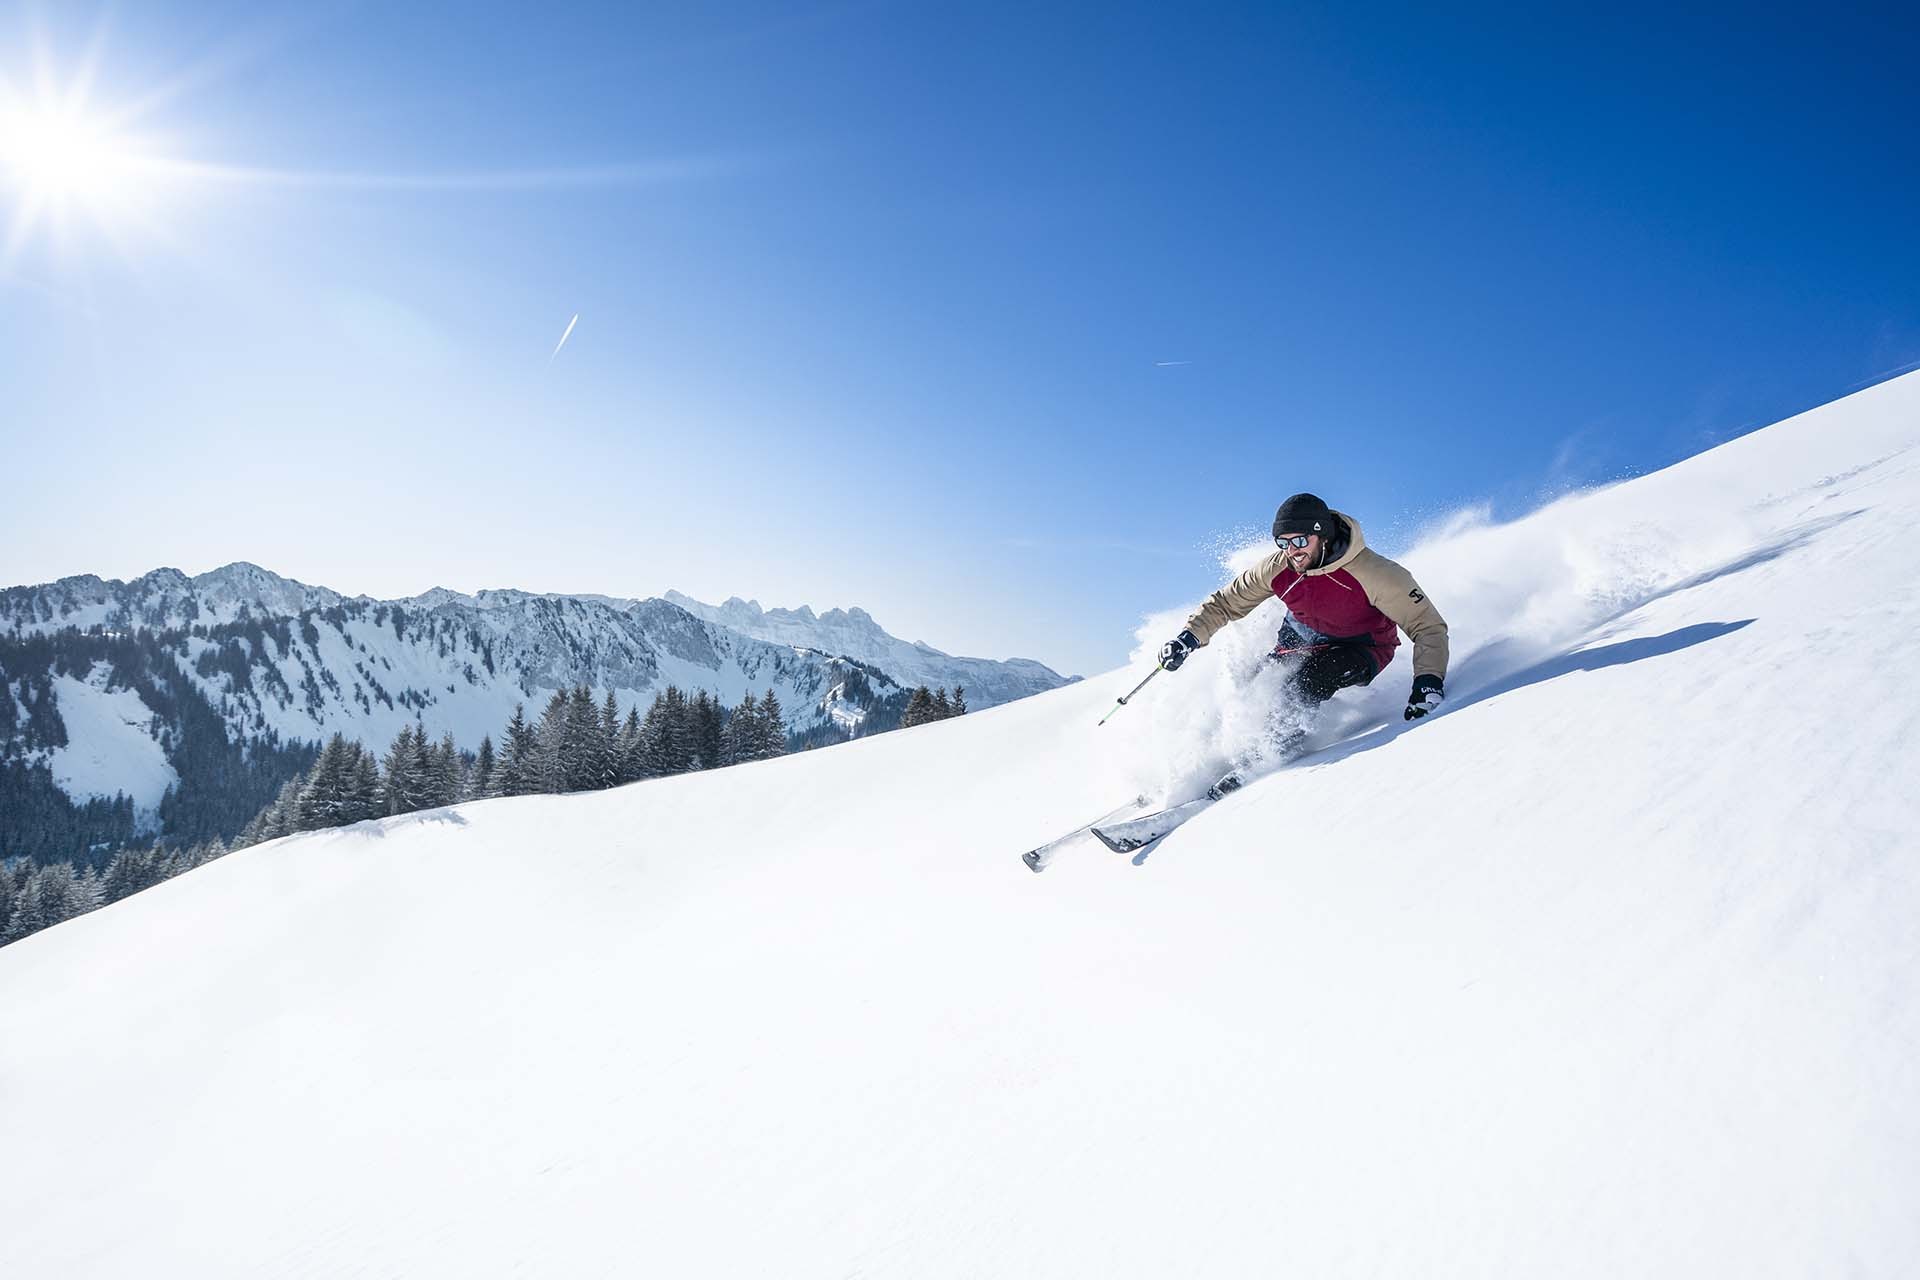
[1404,673,1444,720]
[1159,628,1200,672]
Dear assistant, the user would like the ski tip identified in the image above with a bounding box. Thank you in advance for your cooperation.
[1022,850,1046,873]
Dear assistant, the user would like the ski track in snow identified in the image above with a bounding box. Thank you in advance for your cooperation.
[3,373,1920,1277]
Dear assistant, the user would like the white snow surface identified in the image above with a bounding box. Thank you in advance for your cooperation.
[43,663,177,818]
[4,372,1920,1277]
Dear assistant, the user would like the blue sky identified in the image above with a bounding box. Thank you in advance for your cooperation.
[2,1,1915,676]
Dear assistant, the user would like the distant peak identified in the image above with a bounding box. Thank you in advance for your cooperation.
[405,586,475,608]
[199,561,289,587]
[44,572,111,591]
[660,592,903,646]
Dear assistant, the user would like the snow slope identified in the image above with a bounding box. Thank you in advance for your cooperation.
[3,372,1918,1277]
[43,663,177,818]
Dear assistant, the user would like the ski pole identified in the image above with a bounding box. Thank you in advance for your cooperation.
[1098,665,1162,726]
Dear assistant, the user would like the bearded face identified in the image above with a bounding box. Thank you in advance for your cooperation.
[1285,533,1321,572]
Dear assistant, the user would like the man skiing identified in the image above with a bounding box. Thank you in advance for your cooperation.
[1157,493,1449,784]
[1027,493,1452,868]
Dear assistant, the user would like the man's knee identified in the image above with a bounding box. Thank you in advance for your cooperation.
[1288,645,1377,703]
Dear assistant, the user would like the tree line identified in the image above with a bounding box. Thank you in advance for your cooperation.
[901,685,968,728]
[232,682,793,849]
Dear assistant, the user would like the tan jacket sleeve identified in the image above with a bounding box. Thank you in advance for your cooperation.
[1184,551,1289,646]
[1347,549,1449,681]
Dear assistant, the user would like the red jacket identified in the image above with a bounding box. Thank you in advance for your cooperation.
[1184,514,1451,682]
[1271,562,1403,673]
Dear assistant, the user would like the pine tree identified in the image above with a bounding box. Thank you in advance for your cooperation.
[598,691,621,789]
[234,811,266,850]
[0,859,21,933]
[655,686,694,775]
[473,735,496,798]
[902,686,935,728]
[638,694,672,778]
[720,691,757,765]
[2,862,76,943]
[297,734,355,829]
[381,725,412,815]
[952,686,968,715]
[689,690,725,771]
[497,703,540,797]
[70,865,105,916]
[616,706,643,784]
[429,730,462,808]
[349,747,382,821]
[932,688,952,720]
[565,685,605,791]
[757,689,787,759]
[383,725,435,815]
[534,689,571,793]
[261,774,305,837]
[412,724,437,804]
[103,846,163,904]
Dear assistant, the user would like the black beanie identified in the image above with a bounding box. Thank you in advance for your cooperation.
[1272,493,1334,538]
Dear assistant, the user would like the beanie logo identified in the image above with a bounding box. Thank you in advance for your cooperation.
[1409,588,1425,602]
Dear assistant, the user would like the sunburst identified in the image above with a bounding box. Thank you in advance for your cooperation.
[0,52,178,265]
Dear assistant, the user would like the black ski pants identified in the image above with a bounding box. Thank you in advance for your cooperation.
[1270,624,1379,708]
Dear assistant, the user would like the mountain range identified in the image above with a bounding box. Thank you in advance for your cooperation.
[0,570,1073,845]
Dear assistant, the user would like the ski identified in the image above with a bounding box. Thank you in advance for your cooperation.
[1090,799,1209,853]
[1022,795,1151,872]
[1090,770,1248,854]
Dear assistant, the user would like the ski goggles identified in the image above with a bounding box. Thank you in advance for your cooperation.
[1274,533,1313,550]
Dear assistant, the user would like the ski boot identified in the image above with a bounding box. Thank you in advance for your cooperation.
[1206,771,1244,802]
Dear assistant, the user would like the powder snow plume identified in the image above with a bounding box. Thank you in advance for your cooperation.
[1094,403,1890,803]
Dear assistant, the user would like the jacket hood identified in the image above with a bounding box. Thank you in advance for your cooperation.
[1304,511,1366,576]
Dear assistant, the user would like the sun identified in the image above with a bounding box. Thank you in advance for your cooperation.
[2,103,140,201]
[0,73,173,260]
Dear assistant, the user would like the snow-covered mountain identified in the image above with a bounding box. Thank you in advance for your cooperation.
[4,370,1918,1276]
[1,562,346,634]
[0,570,1071,829]
[663,590,1074,705]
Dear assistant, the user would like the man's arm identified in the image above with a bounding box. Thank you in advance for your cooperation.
[1350,550,1449,681]
[1184,551,1289,646]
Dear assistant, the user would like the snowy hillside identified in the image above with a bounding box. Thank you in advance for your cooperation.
[3,372,1918,1277]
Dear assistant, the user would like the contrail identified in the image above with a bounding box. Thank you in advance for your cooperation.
[549,313,579,365]
[1154,360,1192,367]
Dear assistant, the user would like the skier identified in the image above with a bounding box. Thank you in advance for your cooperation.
[1157,493,1449,788]
[1026,493,1452,868]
